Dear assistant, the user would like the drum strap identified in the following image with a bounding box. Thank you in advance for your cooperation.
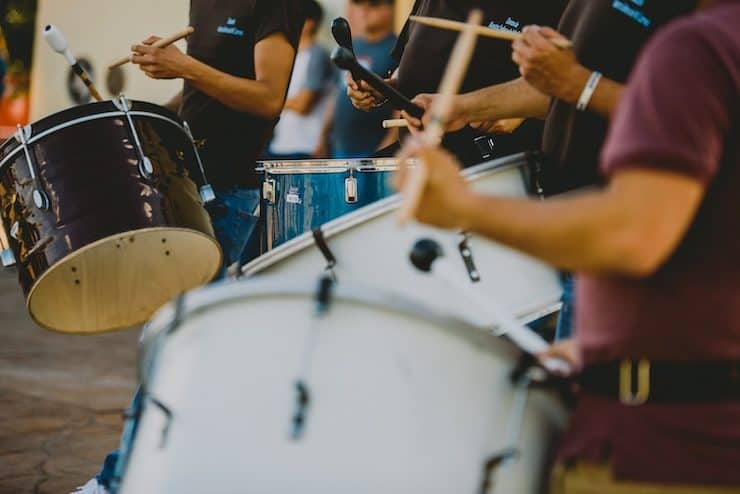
[312,228,337,274]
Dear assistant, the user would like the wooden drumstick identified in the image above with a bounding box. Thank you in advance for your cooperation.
[398,9,484,224]
[109,27,195,70]
[43,25,104,102]
[410,16,573,49]
[383,119,409,129]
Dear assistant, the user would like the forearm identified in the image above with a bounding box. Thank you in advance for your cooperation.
[583,77,624,119]
[182,57,285,119]
[284,89,321,115]
[457,190,643,276]
[554,67,625,120]
[459,78,551,122]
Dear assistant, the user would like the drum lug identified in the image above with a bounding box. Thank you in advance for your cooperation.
[139,156,154,178]
[183,121,215,202]
[9,222,20,240]
[199,184,216,204]
[116,94,156,181]
[0,249,15,267]
[32,190,50,210]
[263,179,276,204]
[458,233,481,283]
[15,124,50,211]
[345,176,358,204]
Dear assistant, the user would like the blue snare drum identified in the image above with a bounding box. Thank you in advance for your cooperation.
[259,159,399,250]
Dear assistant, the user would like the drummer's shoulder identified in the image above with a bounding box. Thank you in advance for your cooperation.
[642,4,740,62]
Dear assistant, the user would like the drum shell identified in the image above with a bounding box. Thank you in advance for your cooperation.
[261,160,398,250]
[122,279,568,493]
[0,100,214,296]
[246,154,562,327]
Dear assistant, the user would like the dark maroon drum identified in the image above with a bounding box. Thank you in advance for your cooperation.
[0,97,221,333]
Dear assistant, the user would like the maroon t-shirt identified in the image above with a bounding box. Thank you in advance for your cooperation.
[561,1,740,485]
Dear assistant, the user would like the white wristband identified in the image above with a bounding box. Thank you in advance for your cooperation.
[576,71,602,111]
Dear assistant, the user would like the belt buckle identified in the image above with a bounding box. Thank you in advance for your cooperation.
[619,359,651,405]
[473,135,495,160]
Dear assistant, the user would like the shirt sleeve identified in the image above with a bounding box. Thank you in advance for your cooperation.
[254,0,305,49]
[600,22,734,185]
[391,0,422,61]
[302,46,331,92]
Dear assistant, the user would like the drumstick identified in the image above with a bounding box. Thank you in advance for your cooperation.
[43,25,104,102]
[383,119,409,129]
[108,27,195,70]
[398,9,484,224]
[410,16,573,49]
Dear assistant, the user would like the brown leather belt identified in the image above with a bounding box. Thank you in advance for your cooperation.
[579,359,740,405]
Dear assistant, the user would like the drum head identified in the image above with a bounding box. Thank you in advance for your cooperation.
[27,227,221,334]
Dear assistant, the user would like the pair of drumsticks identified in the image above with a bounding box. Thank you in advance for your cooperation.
[45,25,194,103]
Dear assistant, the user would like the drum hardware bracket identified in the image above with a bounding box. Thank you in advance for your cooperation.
[478,447,520,494]
[312,228,337,279]
[9,221,20,241]
[263,179,277,205]
[478,376,530,493]
[146,394,174,449]
[15,124,50,211]
[291,276,335,440]
[345,176,358,204]
[165,293,186,337]
[182,121,216,203]
[114,94,156,181]
[1,248,15,267]
[458,233,481,283]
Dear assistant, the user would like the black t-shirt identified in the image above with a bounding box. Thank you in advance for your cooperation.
[542,0,698,193]
[392,0,566,164]
[181,0,304,190]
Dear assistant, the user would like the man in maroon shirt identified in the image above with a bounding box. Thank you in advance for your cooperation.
[396,0,740,490]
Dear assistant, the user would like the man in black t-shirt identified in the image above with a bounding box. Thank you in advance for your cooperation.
[405,0,697,340]
[71,2,305,493]
[347,0,566,165]
[129,0,305,273]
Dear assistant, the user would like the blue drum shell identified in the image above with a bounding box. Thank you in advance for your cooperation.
[262,163,397,250]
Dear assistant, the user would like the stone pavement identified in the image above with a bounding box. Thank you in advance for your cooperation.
[0,269,139,494]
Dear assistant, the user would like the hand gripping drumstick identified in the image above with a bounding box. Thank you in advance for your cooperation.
[108,27,195,70]
[410,16,573,49]
[43,25,103,102]
[397,9,484,224]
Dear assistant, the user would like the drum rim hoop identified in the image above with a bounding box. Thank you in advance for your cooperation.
[138,277,561,386]
[0,110,186,171]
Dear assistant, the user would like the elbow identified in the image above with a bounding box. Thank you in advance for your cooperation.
[261,98,284,120]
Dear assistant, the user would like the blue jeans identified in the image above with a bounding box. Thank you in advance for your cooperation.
[98,187,261,490]
[555,272,575,340]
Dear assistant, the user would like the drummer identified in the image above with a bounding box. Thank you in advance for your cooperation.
[397,0,740,490]
[72,2,306,493]
[406,0,698,339]
[132,0,306,273]
[347,0,567,165]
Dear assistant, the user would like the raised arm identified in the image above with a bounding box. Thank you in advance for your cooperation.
[132,32,296,120]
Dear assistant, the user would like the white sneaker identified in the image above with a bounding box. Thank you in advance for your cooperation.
[71,478,111,494]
